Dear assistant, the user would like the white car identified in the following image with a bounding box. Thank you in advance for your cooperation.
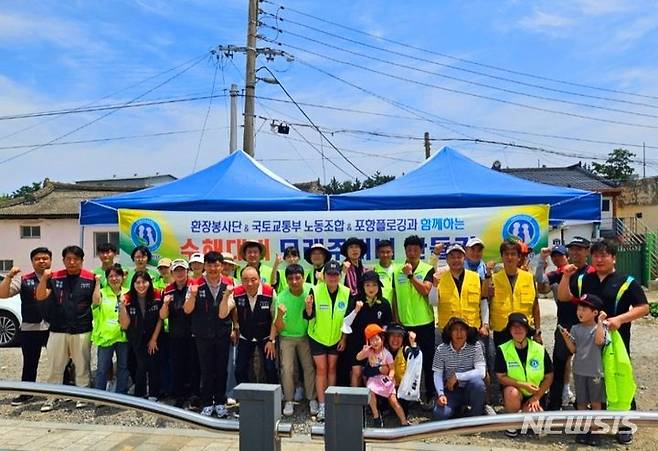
[0,274,22,347]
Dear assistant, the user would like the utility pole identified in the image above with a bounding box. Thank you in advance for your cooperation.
[229,84,239,153]
[424,132,431,159]
[643,142,646,178]
[243,0,258,157]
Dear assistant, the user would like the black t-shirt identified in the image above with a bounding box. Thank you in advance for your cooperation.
[495,342,553,375]
[453,270,465,294]
[348,299,393,347]
[580,271,648,351]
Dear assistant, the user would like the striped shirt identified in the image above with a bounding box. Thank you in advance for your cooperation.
[432,342,486,394]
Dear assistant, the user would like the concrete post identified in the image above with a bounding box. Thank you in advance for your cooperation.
[324,386,369,451]
[234,383,282,451]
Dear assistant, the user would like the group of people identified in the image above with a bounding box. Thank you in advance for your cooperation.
[0,233,648,444]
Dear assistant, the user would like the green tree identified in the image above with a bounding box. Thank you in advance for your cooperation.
[1,182,42,201]
[591,148,636,184]
[323,172,394,194]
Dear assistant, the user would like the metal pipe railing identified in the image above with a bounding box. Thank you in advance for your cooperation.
[0,381,292,438]
[311,410,658,443]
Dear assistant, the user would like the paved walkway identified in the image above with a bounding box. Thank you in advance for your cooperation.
[0,419,512,450]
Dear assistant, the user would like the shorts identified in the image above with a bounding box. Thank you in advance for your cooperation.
[309,336,340,356]
[574,374,605,404]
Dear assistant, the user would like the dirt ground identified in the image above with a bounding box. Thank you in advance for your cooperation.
[0,294,656,450]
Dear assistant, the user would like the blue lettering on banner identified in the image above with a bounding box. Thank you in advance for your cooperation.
[190,220,243,234]
[280,238,300,253]
[421,217,465,231]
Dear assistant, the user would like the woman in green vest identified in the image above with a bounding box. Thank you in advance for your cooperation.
[304,260,355,421]
[495,312,553,438]
[92,263,129,393]
[304,243,331,286]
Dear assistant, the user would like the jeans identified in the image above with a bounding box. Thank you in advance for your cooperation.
[433,378,486,420]
[20,330,48,382]
[196,336,230,407]
[235,339,278,385]
[95,342,129,394]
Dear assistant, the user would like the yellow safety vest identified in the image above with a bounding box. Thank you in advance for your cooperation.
[437,269,482,329]
[490,269,535,332]
[499,339,546,396]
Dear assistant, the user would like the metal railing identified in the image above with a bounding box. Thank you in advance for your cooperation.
[312,410,658,443]
[0,381,292,450]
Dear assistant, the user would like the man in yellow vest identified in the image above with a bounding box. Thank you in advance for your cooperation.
[392,235,436,407]
[239,240,273,284]
[495,312,553,437]
[490,239,541,349]
[429,243,487,333]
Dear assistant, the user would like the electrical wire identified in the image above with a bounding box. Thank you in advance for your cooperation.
[0,54,208,166]
[192,60,220,172]
[261,0,658,102]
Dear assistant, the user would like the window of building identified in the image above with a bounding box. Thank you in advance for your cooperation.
[20,225,41,239]
[602,199,611,212]
[94,232,120,256]
[0,260,13,272]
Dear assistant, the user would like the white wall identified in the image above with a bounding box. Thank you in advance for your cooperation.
[548,222,596,246]
[0,218,118,272]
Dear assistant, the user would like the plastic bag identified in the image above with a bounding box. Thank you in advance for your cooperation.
[397,349,423,401]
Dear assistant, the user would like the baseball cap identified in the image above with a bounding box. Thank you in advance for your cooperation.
[578,294,604,310]
[551,245,567,256]
[157,258,172,268]
[170,259,189,271]
[323,260,341,275]
[221,252,237,266]
[364,323,385,342]
[465,237,484,248]
[566,236,591,248]
[446,243,465,255]
[189,253,204,264]
[361,270,383,287]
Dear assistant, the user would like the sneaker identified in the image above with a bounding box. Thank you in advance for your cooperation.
[107,379,117,393]
[316,403,325,421]
[369,416,384,428]
[283,401,294,416]
[420,397,436,412]
[575,433,589,444]
[75,401,87,409]
[617,431,633,444]
[40,399,54,412]
[504,429,519,438]
[11,395,33,406]
[484,404,497,416]
[215,404,229,418]
[147,396,158,402]
[226,397,237,407]
[294,386,304,402]
[174,398,185,408]
[562,385,575,407]
[200,405,214,416]
[309,399,319,416]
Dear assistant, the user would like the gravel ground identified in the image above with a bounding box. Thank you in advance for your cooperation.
[0,294,657,449]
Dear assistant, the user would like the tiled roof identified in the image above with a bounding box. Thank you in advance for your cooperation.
[0,180,138,218]
[500,164,620,193]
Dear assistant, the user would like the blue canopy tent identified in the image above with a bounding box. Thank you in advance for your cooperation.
[329,146,601,222]
[80,150,328,225]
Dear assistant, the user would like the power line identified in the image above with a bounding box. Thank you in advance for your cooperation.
[261,13,658,111]
[262,0,658,102]
[280,42,658,131]
[193,61,220,172]
[0,54,208,166]
[254,96,658,150]
[0,127,230,151]
[0,53,211,139]
[257,66,368,177]
[262,23,658,120]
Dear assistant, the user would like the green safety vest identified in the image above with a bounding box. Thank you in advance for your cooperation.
[239,263,273,285]
[276,268,288,293]
[92,266,110,288]
[307,282,350,346]
[92,285,128,347]
[374,262,397,303]
[603,330,636,411]
[276,283,312,338]
[152,275,169,291]
[393,261,434,327]
[499,339,546,396]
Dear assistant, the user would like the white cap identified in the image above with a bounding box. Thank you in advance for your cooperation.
[189,252,204,264]
[446,243,466,255]
[465,237,484,248]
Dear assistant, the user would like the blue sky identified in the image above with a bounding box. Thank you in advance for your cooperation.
[1,0,658,194]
